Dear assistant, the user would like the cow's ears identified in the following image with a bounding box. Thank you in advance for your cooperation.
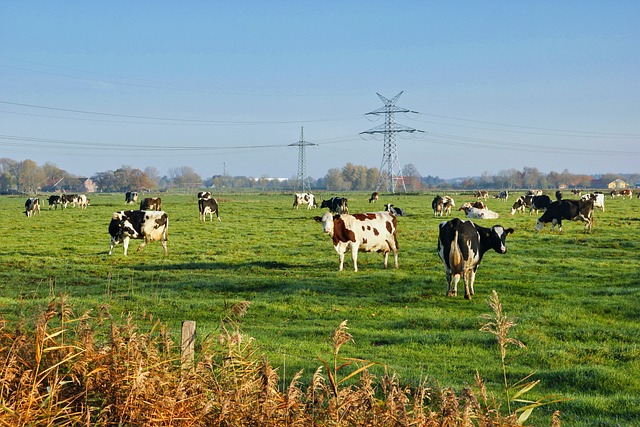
[506,228,515,235]
[313,216,322,222]
[112,213,119,219]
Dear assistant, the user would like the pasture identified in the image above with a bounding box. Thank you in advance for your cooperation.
[1,191,639,426]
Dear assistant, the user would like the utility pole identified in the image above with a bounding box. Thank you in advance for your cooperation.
[289,126,316,193]
[361,92,423,193]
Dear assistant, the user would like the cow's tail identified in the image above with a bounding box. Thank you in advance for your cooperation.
[449,230,463,270]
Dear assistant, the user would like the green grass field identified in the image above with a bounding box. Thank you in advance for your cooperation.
[1,191,639,426]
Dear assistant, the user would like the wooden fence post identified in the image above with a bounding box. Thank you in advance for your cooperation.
[181,320,196,370]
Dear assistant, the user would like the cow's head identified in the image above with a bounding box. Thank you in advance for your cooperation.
[111,212,138,239]
[314,211,335,236]
[489,225,514,254]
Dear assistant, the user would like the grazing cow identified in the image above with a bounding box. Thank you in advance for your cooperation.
[78,194,89,209]
[581,192,605,211]
[495,190,509,201]
[199,197,221,221]
[314,211,398,272]
[571,189,582,196]
[320,197,349,214]
[61,194,78,209]
[527,190,543,196]
[555,190,563,201]
[384,203,405,216]
[510,195,533,215]
[432,196,444,217]
[369,192,379,203]
[293,192,317,210]
[108,210,169,256]
[437,218,514,300]
[25,198,40,217]
[125,191,138,204]
[529,195,552,215]
[536,199,594,232]
[475,190,489,199]
[140,197,162,211]
[47,195,62,210]
[619,189,633,199]
[459,202,499,219]
[197,191,212,200]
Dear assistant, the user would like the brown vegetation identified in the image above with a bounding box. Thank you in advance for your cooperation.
[0,295,560,426]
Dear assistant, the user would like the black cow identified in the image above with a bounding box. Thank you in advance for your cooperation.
[529,195,552,215]
[61,194,78,209]
[320,197,348,214]
[108,210,169,256]
[438,218,513,300]
[536,199,594,232]
[47,195,62,210]
[555,190,563,201]
[199,197,221,221]
[384,203,405,216]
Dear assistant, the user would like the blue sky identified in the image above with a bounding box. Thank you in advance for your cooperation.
[1,1,638,180]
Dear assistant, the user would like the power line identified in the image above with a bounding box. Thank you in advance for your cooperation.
[288,127,317,192]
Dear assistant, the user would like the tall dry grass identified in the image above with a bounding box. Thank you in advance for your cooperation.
[0,295,560,426]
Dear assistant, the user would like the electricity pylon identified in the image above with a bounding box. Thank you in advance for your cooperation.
[361,91,423,193]
[289,127,316,192]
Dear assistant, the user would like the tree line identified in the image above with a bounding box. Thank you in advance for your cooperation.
[1,157,637,194]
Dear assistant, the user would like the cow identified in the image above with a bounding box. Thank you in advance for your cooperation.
[475,190,489,199]
[320,197,348,214]
[495,190,509,201]
[314,211,398,272]
[369,192,379,203]
[384,203,405,216]
[469,200,486,210]
[197,191,212,200]
[432,196,444,217]
[536,199,594,232]
[199,197,221,221]
[125,191,138,204]
[47,195,62,210]
[581,192,605,211]
[527,189,543,196]
[61,194,78,209]
[459,202,499,219]
[529,195,552,215]
[437,218,514,300]
[293,193,317,210]
[25,198,40,217]
[140,197,162,211]
[555,190,563,201]
[619,189,633,199]
[78,194,89,209]
[571,189,582,196]
[443,196,455,216]
[510,195,533,215]
[108,210,169,256]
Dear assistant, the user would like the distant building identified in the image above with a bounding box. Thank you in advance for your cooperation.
[607,179,627,189]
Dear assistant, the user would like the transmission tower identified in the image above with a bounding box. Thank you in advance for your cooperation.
[289,126,317,192]
[361,91,423,193]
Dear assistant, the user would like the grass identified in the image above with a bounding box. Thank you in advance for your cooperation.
[1,190,639,425]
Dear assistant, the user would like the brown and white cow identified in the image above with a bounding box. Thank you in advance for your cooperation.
[108,210,169,256]
[293,193,317,209]
[438,218,513,300]
[25,198,40,217]
[78,194,90,209]
[314,211,398,272]
[140,197,162,211]
[459,202,499,219]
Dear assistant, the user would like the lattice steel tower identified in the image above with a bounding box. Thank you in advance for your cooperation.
[361,92,423,193]
[289,127,316,192]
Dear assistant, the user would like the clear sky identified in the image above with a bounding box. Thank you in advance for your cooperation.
[1,1,638,180]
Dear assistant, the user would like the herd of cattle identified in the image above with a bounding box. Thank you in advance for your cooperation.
[19,187,635,300]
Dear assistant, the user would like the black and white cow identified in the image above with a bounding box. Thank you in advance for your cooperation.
[384,203,405,216]
[108,210,169,256]
[47,195,62,210]
[437,218,514,300]
[536,199,594,232]
[369,192,379,203]
[125,191,138,204]
[314,211,398,272]
[293,193,317,209]
[510,195,533,215]
[432,196,444,217]
[475,190,489,199]
[197,191,212,200]
[140,197,162,211]
[199,197,221,221]
[320,197,349,214]
[495,190,509,201]
[61,194,78,209]
[529,195,552,215]
[581,192,605,211]
[25,198,40,217]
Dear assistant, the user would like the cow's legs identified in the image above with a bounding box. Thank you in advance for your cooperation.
[446,270,460,297]
[383,251,389,269]
[351,245,358,272]
[338,251,345,271]
[161,240,168,256]
[122,237,130,256]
